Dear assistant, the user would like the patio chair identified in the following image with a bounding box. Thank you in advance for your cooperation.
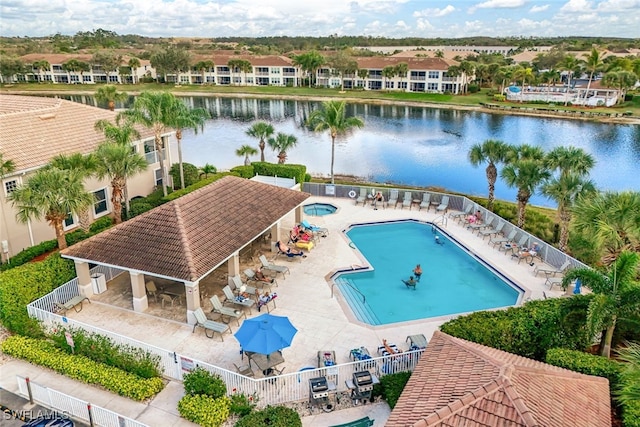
[222,285,256,313]
[435,195,449,213]
[210,295,246,326]
[192,307,230,341]
[244,268,277,291]
[449,204,473,222]
[401,191,412,210]
[276,241,307,260]
[419,193,431,211]
[467,215,492,232]
[500,234,529,254]
[259,255,290,279]
[146,280,180,307]
[534,260,571,278]
[387,189,399,209]
[301,219,328,238]
[355,188,368,206]
[406,334,428,350]
[490,229,516,247]
[545,277,564,290]
[230,275,257,298]
[233,362,254,378]
[478,221,504,239]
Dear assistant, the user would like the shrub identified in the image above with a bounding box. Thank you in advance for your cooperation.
[0,254,76,337]
[0,239,58,271]
[163,172,236,202]
[375,371,412,409]
[440,295,593,361]
[251,162,306,185]
[2,336,164,401]
[229,392,257,417]
[230,165,254,179]
[622,403,640,427]
[177,394,230,427]
[493,94,506,102]
[169,162,201,188]
[128,199,154,218]
[468,84,480,93]
[234,406,301,427]
[545,348,622,385]
[183,367,227,399]
[48,326,162,379]
[90,216,114,233]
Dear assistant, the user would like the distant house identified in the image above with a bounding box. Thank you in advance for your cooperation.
[0,94,177,261]
[387,331,611,427]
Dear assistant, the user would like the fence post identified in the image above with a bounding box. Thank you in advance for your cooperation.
[25,377,33,404]
[87,403,94,427]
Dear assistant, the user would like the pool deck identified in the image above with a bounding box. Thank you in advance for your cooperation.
[40,196,569,425]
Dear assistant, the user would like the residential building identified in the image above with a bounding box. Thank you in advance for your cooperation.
[0,94,177,262]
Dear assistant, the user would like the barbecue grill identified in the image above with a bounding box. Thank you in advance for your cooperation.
[308,376,335,412]
[350,371,374,403]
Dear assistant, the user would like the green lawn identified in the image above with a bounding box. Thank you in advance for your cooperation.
[3,83,639,116]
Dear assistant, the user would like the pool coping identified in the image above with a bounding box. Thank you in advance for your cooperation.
[303,202,340,217]
[325,218,527,330]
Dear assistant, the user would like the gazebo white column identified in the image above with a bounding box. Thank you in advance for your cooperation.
[270,223,280,253]
[294,206,303,225]
[227,252,240,281]
[185,280,200,325]
[130,271,148,312]
[74,260,93,298]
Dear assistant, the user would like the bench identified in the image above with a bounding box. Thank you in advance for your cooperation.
[329,416,374,427]
[55,295,90,315]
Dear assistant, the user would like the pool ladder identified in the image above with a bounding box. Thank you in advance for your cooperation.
[433,214,448,227]
[331,278,366,304]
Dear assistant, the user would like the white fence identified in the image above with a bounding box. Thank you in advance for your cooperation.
[16,376,148,427]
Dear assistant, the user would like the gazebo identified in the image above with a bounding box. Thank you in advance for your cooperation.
[61,176,310,324]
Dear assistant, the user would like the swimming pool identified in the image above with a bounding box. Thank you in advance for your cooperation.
[335,221,522,325]
[304,203,338,216]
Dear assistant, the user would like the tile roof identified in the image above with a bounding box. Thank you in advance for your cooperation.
[387,331,611,427]
[353,56,457,71]
[191,54,295,67]
[0,94,156,172]
[61,176,310,282]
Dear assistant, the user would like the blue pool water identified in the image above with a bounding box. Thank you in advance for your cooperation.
[304,203,337,216]
[336,221,522,325]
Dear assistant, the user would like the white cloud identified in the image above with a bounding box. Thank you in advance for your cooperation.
[415,18,435,31]
[596,0,640,11]
[469,0,528,14]
[529,4,550,12]
[559,0,594,13]
[413,5,456,18]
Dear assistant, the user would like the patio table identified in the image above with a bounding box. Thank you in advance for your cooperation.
[247,351,285,375]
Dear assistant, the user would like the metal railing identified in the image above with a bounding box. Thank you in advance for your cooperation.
[16,376,148,427]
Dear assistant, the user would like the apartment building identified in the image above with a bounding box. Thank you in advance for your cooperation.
[0,94,177,261]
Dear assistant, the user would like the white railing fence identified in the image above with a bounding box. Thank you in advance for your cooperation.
[16,376,148,427]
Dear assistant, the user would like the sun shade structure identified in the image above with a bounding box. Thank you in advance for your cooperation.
[387,331,611,427]
[62,176,310,282]
[234,313,298,355]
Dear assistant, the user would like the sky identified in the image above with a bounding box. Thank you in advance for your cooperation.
[1,0,639,39]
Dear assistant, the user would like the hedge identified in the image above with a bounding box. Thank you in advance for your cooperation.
[177,394,230,427]
[440,295,593,361]
[230,165,254,179]
[0,254,76,337]
[163,172,237,202]
[234,406,301,427]
[251,162,306,185]
[373,371,412,409]
[2,336,164,401]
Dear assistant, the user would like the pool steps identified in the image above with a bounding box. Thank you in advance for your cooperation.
[335,276,381,325]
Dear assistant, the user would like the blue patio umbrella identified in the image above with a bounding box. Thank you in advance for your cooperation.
[574,278,582,294]
[234,313,298,355]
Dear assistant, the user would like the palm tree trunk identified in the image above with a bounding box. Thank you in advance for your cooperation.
[583,72,594,106]
[558,206,571,252]
[111,179,124,225]
[54,220,67,250]
[78,209,92,233]
[259,140,266,162]
[155,134,168,197]
[176,129,185,189]
[600,321,616,358]
[330,136,336,184]
[517,192,529,228]
[486,164,497,212]
[124,180,130,220]
[244,154,250,166]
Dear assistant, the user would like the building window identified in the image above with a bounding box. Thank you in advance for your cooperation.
[64,212,77,230]
[271,78,281,85]
[4,179,18,195]
[398,82,407,89]
[428,71,439,79]
[93,188,108,217]
[271,68,280,74]
[246,77,254,84]
[180,76,189,83]
[154,169,163,187]
[82,75,92,82]
[385,81,394,89]
[427,83,439,91]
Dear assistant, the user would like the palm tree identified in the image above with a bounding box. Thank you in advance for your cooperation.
[166,99,210,189]
[513,66,535,101]
[615,341,640,405]
[562,251,640,358]
[236,145,258,166]
[93,142,148,224]
[267,133,298,164]
[193,60,214,85]
[8,167,93,250]
[246,122,275,162]
[95,85,128,111]
[307,100,364,184]
[571,191,640,264]
[541,175,596,251]
[118,91,175,197]
[49,153,97,232]
[382,66,396,90]
[581,48,605,105]
[501,145,550,228]
[32,60,50,82]
[545,146,595,179]
[199,163,217,179]
[394,62,408,90]
[468,139,510,212]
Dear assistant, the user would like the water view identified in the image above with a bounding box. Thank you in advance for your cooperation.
[65,94,640,207]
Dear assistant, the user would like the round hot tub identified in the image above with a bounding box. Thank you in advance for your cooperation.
[304,203,338,216]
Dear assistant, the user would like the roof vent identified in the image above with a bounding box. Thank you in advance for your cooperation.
[39,113,56,120]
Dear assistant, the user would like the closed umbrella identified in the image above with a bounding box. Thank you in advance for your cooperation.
[234,313,297,355]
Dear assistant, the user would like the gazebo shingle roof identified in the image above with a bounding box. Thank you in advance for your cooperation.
[61,176,310,282]
[387,331,611,427]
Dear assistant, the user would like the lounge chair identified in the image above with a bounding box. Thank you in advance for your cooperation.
[259,255,290,279]
[449,204,473,222]
[301,219,328,238]
[192,307,230,340]
[329,416,374,427]
[222,285,256,313]
[210,295,246,326]
[230,275,258,298]
[377,340,401,356]
[275,241,306,260]
[406,334,428,349]
[244,268,277,291]
[534,260,571,278]
[479,221,504,239]
[401,191,412,210]
[490,229,517,247]
[387,189,398,209]
[355,188,368,206]
[418,193,431,211]
[467,215,492,232]
[500,234,529,254]
[545,277,564,290]
[435,195,449,213]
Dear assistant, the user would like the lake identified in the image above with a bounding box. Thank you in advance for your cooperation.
[66,94,640,207]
